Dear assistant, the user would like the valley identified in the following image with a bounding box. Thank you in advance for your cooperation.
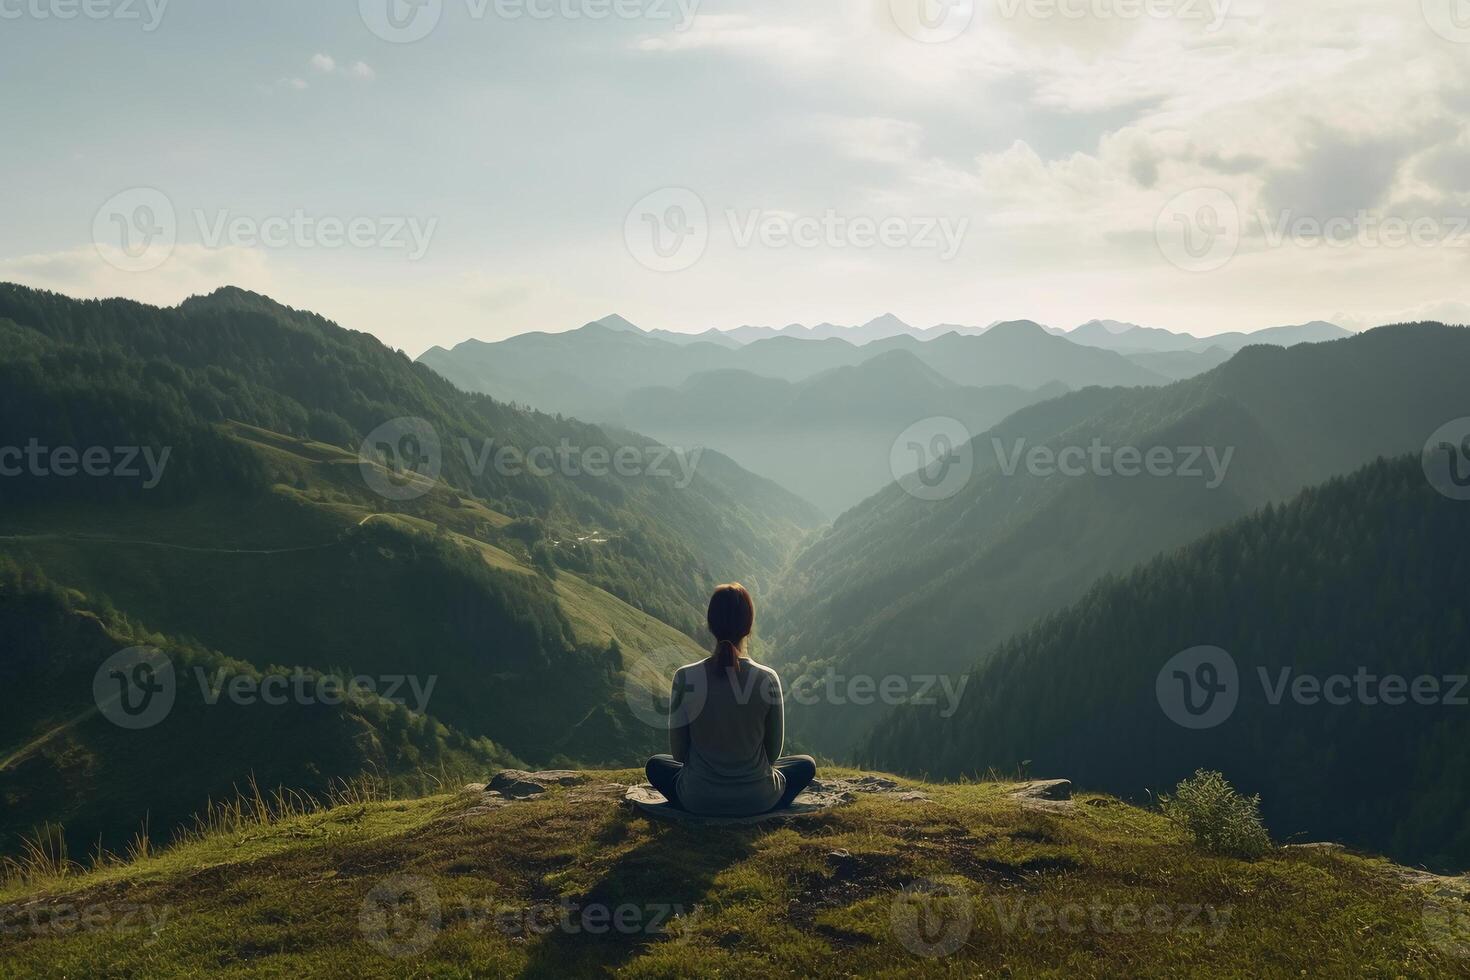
[419,314,1339,516]
[1,282,1467,899]
[0,284,814,857]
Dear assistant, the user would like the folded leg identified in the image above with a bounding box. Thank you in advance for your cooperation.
[771,755,817,810]
[645,754,685,809]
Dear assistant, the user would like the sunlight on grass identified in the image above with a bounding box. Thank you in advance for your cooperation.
[3,770,1461,977]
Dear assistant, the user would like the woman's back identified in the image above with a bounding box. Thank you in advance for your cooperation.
[671,660,785,815]
[644,582,816,817]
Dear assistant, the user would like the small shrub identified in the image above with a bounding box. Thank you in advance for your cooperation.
[1159,769,1273,859]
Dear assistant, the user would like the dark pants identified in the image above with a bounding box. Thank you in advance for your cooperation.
[645,754,817,812]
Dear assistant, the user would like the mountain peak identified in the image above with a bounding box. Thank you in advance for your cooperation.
[983,319,1051,340]
[178,286,295,318]
[843,347,952,386]
[586,313,642,333]
[1073,318,1144,336]
[860,312,909,330]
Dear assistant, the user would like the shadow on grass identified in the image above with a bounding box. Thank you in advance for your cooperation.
[514,814,756,978]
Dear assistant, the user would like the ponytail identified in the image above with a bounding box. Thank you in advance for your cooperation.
[714,638,740,670]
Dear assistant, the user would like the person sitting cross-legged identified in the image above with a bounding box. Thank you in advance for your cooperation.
[645,583,816,816]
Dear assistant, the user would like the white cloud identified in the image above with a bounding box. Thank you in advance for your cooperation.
[257,76,309,94]
[813,116,924,165]
[295,53,373,85]
[633,14,842,64]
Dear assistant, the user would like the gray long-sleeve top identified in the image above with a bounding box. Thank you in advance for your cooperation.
[669,658,785,816]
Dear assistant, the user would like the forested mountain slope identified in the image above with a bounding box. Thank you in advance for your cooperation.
[0,555,512,857]
[0,284,819,856]
[770,324,1470,754]
[864,455,1470,870]
[0,284,820,631]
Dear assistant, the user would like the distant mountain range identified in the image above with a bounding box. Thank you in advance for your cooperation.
[418,318,1170,426]
[420,319,1176,513]
[577,313,1352,351]
[700,313,993,347]
[1062,318,1352,354]
[417,314,1358,514]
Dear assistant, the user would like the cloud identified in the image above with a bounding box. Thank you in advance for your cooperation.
[1413,138,1470,197]
[257,76,309,94]
[1262,131,1425,219]
[813,116,925,165]
[292,53,374,85]
[633,14,841,64]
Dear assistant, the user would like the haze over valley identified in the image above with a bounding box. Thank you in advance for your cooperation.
[420,313,1351,514]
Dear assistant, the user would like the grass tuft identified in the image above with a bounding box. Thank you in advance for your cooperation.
[1,822,79,886]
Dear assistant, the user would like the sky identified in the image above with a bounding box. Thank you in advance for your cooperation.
[2,0,1469,355]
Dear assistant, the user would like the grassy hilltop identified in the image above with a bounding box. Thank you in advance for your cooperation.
[1,770,1466,978]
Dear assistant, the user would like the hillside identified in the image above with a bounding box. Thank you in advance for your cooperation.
[0,284,821,625]
[0,441,697,856]
[769,323,1470,755]
[1123,346,1232,381]
[0,283,820,857]
[864,455,1470,870]
[2,769,1465,976]
[0,556,512,857]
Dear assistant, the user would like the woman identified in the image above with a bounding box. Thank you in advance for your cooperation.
[645,583,816,816]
